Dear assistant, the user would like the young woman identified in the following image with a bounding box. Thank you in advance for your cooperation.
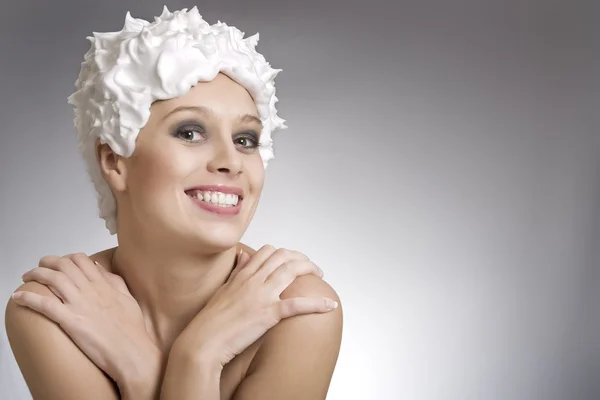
[5,7,342,399]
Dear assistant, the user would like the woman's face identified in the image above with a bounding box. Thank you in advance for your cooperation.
[112,73,265,250]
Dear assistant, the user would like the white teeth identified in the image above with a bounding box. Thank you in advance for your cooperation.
[189,191,240,207]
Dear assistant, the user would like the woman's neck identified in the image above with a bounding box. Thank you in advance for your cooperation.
[101,241,241,352]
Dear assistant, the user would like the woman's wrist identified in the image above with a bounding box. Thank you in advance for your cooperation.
[159,340,223,399]
[170,337,224,374]
[115,342,165,400]
[171,321,224,368]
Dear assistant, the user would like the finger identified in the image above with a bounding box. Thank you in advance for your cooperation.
[18,277,64,303]
[264,259,323,295]
[252,248,310,283]
[65,253,104,282]
[93,260,131,296]
[21,267,79,303]
[20,259,65,301]
[38,255,90,289]
[273,297,338,320]
[233,245,278,281]
[227,250,251,283]
[11,291,73,327]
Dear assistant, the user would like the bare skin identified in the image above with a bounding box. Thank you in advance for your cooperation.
[5,73,343,399]
[94,244,261,398]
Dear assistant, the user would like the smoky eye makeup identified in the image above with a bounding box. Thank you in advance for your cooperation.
[169,118,261,149]
[170,119,206,141]
[236,130,260,143]
[172,119,205,131]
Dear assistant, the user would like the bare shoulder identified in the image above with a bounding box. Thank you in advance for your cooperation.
[5,281,119,399]
[232,256,343,399]
[278,273,343,348]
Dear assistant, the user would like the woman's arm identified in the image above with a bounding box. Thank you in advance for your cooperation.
[159,274,343,400]
[160,344,222,400]
[159,246,340,400]
[5,281,121,400]
[7,254,166,400]
[232,274,343,399]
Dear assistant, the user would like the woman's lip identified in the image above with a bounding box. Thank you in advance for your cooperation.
[188,195,242,216]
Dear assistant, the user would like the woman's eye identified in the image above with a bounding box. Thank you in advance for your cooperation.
[175,127,204,142]
[235,134,260,149]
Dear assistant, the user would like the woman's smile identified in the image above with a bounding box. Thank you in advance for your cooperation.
[186,189,243,216]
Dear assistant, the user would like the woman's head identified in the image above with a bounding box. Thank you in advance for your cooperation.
[67,6,286,244]
[97,72,266,251]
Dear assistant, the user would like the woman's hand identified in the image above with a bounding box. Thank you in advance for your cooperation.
[11,253,163,398]
[172,245,337,369]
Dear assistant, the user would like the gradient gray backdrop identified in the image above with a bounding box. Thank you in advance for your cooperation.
[1,1,598,399]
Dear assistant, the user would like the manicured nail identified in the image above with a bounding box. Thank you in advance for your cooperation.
[325,298,338,309]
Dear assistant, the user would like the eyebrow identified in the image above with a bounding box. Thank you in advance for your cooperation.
[162,105,263,128]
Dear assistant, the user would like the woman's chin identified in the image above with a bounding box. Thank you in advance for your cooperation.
[152,213,245,251]
[186,227,242,251]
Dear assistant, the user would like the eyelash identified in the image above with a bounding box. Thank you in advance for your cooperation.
[173,124,261,149]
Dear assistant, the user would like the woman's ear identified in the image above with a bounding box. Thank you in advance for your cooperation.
[96,139,128,193]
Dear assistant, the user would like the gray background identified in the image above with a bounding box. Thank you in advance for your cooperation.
[1,0,598,399]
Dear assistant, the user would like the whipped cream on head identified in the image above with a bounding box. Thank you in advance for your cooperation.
[67,6,287,234]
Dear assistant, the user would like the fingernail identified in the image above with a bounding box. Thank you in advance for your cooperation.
[11,292,23,300]
[93,260,100,266]
[325,298,338,309]
[318,266,324,277]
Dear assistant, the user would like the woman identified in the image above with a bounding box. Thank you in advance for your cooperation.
[5,7,342,400]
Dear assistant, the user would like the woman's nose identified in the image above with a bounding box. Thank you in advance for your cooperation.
[206,137,243,176]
